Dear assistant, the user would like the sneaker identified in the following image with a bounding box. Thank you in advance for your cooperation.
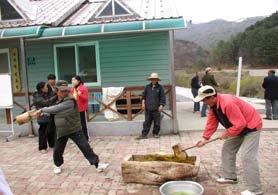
[241,190,263,195]
[153,134,160,138]
[216,177,238,184]
[39,149,47,154]
[135,135,147,140]
[96,163,109,172]
[53,166,62,174]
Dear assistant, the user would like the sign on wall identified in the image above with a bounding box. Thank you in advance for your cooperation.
[10,48,21,93]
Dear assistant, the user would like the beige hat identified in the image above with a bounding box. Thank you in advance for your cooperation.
[193,85,216,102]
[147,72,161,81]
[205,67,212,72]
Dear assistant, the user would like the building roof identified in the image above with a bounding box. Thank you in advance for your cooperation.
[0,0,181,28]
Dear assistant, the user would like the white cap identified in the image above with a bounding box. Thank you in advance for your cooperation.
[193,85,216,102]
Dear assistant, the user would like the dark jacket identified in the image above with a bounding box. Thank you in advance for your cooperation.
[47,83,56,98]
[262,75,278,100]
[33,92,57,124]
[191,75,201,89]
[41,96,81,139]
[202,74,218,87]
[142,83,166,111]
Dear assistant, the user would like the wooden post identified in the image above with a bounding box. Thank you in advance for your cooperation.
[169,31,179,134]
[20,38,34,136]
[5,109,12,124]
[126,91,132,121]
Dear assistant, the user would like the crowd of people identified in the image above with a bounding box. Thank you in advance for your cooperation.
[31,72,166,174]
[8,69,274,195]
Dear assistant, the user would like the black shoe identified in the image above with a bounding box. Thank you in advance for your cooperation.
[263,117,272,120]
[136,135,147,140]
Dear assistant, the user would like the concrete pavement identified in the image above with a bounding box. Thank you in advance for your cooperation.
[0,131,277,195]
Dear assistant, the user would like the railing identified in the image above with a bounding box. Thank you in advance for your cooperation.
[3,85,173,124]
[88,85,173,121]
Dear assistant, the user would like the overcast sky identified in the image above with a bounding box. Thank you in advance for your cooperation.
[174,0,278,23]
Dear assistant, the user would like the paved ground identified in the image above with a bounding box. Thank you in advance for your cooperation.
[0,130,278,195]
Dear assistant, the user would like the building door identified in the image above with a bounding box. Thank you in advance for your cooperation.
[0,49,11,74]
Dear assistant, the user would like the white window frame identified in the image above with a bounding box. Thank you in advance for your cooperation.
[53,41,101,87]
[96,0,132,18]
[0,49,11,74]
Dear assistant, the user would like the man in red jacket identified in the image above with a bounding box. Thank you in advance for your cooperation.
[194,85,263,195]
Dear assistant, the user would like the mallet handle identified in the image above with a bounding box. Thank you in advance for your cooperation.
[182,137,220,151]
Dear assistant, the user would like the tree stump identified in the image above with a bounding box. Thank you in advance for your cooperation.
[121,153,200,185]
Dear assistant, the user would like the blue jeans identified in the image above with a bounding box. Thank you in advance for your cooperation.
[201,102,208,117]
[191,88,200,111]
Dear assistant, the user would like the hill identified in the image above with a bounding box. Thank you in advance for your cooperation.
[174,40,209,70]
[174,16,265,49]
[210,12,278,67]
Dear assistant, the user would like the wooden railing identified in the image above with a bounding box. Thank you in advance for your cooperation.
[88,85,173,121]
[4,85,173,123]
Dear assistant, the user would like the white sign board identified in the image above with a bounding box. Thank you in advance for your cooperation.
[0,74,13,108]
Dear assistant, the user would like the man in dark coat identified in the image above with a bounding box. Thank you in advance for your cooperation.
[201,67,219,117]
[262,70,278,120]
[191,71,202,112]
[136,73,166,139]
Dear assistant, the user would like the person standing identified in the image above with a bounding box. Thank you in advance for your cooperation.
[70,76,90,141]
[194,85,263,195]
[201,67,218,117]
[33,80,108,174]
[47,74,56,97]
[191,71,202,112]
[33,82,57,153]
[46,74,57,147]
[262,70,278,120]
[136,73,166,139]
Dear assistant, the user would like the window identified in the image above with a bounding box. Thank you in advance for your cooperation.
[96,0,131,18]
[0,49,10,74]
[0,1,23,20]
[54,42,100,86]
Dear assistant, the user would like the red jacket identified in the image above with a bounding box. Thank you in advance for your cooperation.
[70,84,89,112]
[203,94,263,139]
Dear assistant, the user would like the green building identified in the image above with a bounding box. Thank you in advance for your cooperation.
[0,0,185,136]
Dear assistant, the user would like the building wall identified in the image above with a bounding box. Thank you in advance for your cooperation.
[0,31,172,125]
[25,31,171,89]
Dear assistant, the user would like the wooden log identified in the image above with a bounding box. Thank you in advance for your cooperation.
[121,154,199,185]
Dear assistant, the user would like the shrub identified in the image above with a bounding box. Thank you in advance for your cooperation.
[228,76,263,97]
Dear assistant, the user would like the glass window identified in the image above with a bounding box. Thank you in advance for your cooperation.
[97,0,130,17]
[98,1,113,17]
[114,1,129,15]
[78,45,97,83]
[0,1,23,20]
[56,46,75,83]
[55,43,100,86]
[0,52,10,73]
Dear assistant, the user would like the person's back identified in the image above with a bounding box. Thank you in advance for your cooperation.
[262,74,278,100]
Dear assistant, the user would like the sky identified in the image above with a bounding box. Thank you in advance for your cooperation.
[174,0,278,23]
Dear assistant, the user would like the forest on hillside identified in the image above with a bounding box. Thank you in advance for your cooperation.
[174,12,277,70]
[210,11,278,67]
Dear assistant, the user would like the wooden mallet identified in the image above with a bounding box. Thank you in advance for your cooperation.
[172,138,220,160]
